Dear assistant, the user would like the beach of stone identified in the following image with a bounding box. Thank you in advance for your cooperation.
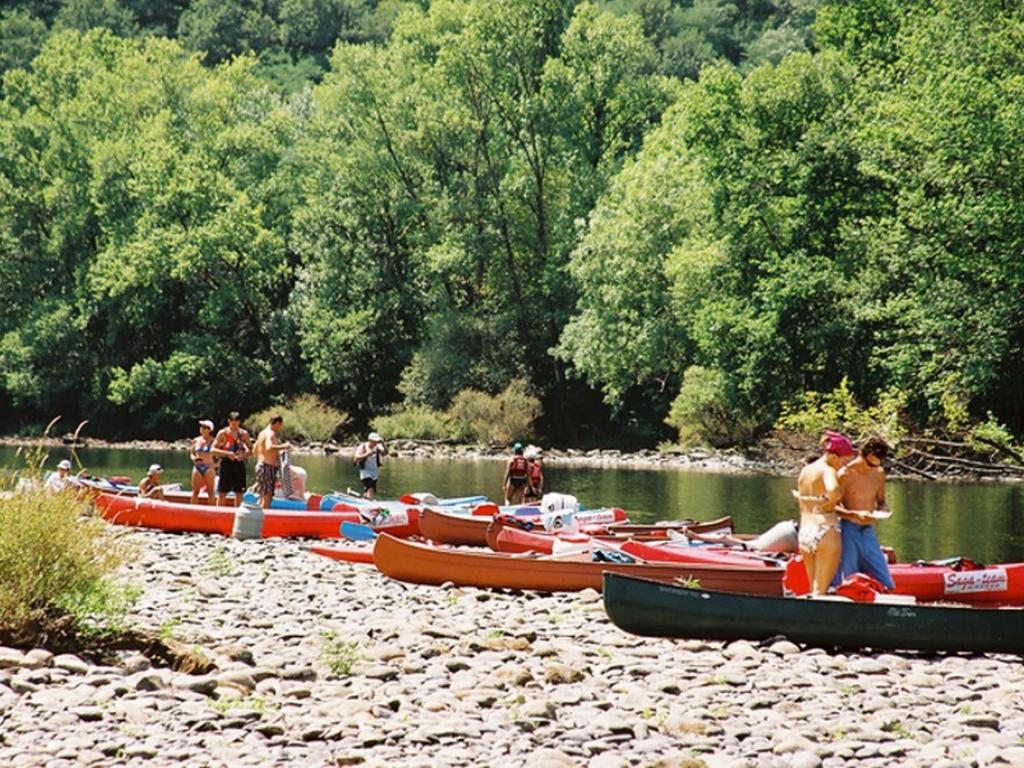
[2,530,1023,768]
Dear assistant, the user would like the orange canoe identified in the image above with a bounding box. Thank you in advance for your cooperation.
[309,544,375,565]
[372,534,784,594]
[419,507,490,546]
[95,492,366,538]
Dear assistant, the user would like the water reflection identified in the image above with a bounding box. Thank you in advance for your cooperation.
[4,446,1024,563]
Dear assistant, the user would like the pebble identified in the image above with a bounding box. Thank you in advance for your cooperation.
[0,528,1021,767]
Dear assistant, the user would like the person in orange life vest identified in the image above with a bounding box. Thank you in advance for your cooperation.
[504,442,531,505]
[214,411,253,507]
[524,446,544,503]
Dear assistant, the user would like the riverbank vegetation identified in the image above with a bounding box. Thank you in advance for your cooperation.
[2,0,1023,454]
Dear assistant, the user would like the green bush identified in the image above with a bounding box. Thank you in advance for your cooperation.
[370,406,451,440]
[446,379,542,445]
[665,366,757,449]
[0,486,128,629]
[775,377,906,444]
[248,394,349,443]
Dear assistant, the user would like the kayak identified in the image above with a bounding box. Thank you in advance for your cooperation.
[783,556,1024,606]
[372,534,784,594]
[95,492,366,538]
[602,572,1024,654]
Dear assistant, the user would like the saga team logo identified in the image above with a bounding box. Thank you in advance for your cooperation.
[943,568,1008,595]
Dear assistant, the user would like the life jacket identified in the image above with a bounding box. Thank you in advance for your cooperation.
[528,461,542,483]
[508,456,529,477]
[835,573,891,602]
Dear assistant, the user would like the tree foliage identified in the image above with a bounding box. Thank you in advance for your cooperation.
[2,0,1024,448]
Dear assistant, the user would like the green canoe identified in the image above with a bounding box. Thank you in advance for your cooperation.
[602,573,1024,654]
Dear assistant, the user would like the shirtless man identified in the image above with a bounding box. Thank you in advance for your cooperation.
[253,415,294,509]
[832,436,895,589]
[795,431,855,596]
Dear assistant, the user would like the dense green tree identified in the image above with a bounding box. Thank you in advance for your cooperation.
[0,10,49,80]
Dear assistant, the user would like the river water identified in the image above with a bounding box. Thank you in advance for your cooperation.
[6,445,1024,564]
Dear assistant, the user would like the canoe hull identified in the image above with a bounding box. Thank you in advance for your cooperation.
[373,534,783,594]
[95,493,363,538]
[602,573,1024,654]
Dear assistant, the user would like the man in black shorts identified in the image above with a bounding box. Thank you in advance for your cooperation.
[214,411,253,507]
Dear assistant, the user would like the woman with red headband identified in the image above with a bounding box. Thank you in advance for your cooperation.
[793,430,855,596]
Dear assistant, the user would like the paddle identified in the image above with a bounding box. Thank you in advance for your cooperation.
[340,522,378,541]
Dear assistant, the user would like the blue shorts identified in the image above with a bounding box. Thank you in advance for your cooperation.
[831,520,895,589]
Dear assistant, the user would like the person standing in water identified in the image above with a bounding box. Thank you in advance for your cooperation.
[524,446,544,503]
[795,431,854,596]
[503,443,530,505]
[354,432,387,499]
[214,411,253,507]
[253,415,294,509]
[832,436,895,589]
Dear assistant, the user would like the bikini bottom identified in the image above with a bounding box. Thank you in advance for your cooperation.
[798,522,840,554]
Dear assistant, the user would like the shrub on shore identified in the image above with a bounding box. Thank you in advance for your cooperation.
[248,395,349,443]
[0,486,128,631]
[370,407,451,441]
[447,379,542,445]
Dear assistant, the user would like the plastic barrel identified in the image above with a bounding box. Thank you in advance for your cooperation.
[232,503,265,540]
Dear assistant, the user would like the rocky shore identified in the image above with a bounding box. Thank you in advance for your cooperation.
[0,435,806,478]
[2,529,1023,767]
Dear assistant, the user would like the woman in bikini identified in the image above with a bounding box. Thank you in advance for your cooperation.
[794,431,855,596]
[191,420,220,506]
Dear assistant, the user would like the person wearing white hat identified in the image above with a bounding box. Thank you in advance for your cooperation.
[190,419,225,507]
[44,459,74,492]
[354,432,387,499]
[138,464,165,500]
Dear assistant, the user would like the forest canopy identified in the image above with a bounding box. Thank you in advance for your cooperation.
[1,0,1023,446]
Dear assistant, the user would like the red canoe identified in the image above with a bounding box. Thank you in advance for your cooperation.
[486,515,737,554]
[783,556,1024,605]
[94,492,382,539]
[372,534,783,594]
[619,540,785,569]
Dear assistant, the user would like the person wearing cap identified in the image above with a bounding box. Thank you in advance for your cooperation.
[794,430,855,596]
[832,436,895,590]
[214,411,253,507]
[503,443,531,505]
[190,419,226,507]
[138,464,165,500]
[524,446,544,503]
[254,415,295,508]
[354,432,387,499]
[44,459,74,492]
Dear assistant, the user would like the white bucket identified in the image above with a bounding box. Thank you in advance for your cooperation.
[542,493,578,515]
[232,503,265,540]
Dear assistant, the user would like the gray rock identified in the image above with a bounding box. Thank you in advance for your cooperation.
[51,654,90,675]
